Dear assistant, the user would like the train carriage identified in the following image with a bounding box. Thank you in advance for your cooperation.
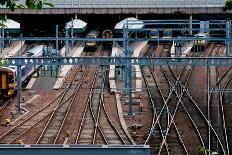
[0,67,16,97]
[163,29,173,39]
[84,30,99,52]
[149,29,159,38]
[0,45,45,98]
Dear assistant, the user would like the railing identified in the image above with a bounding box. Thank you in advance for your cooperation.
[0,0,225,8]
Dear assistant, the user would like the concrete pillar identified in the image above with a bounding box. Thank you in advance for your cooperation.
[190,14,192,35]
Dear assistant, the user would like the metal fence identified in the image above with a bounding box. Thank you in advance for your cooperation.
[0,0,225,8]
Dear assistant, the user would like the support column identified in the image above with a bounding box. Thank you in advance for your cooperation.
[71,18,74,52]
[0,29,2,53]
[226,19,231,57]
[20,33,23,57]
[65,29,69,57]
[190,14,192,35]
[55,25,59,78]
[56,25,58,56]
[17,65,21,113]
[123,21,133,115]
[2,28,4,50]
[123,23,129,89]
[127,63,133,115]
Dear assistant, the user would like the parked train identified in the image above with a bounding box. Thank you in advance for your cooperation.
[102,29,113,45]
[149,29,159,38]
[193,32,210,46]
[163,29,173,38]
[84,30,99,52]
[0,45,45,98]
[149,29,172,39]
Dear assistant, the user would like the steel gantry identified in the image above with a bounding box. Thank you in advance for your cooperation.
[0,20,231,115]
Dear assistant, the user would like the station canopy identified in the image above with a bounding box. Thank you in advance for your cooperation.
[0,19,20,34]
[115,17,144,33]
[65,18,87,34]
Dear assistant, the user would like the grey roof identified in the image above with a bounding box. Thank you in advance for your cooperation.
[1,0,225,8]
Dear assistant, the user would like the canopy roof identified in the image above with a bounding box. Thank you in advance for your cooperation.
[66,19,87,29]
[115,17,144,30]
[1,19,20,29]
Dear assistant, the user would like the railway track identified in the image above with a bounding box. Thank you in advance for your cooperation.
[75,46,131,145]
[142,43,229,154]
[0,100,11,119]
[207,44,229,154]
[221,68,232,153]
[35,45,106,144]
[164,44,228,154]
[0,66,82,144]
[162,44,227,154]
[35,67,87,144]
[142,43,188,154]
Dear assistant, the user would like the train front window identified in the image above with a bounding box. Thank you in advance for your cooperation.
[8,74,14,83]
[150,32,158,35]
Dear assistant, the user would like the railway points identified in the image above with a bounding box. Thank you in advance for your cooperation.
[0,8,231,155]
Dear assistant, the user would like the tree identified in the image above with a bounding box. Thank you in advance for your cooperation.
[0,58,6,67]
[223,0,232,11]
[0,0,53,67]
[0,0,53,11]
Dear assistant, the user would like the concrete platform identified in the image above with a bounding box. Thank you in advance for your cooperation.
[132,41,147,93]
[115,93,136,145]
[26,77,37,89]
[171,41,193,57]
[53,46,84,89]
[0,41,25,57]
[109,41,146,93]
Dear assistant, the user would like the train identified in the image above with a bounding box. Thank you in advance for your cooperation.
[149,29,172,39]
[192,32,210,51]
[163,29,173,38]
[84,30,99,52]
[102,29,113,39]
[149,29,159,38]
[102,29,113,45]
[0,45,45,98]
[193,32,210,46]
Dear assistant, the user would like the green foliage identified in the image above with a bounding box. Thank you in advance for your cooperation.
[198,146,219,155]
[0,0,54,27]
[223,0,232,11]
[0,0,54,11]
[0,15,6,28]
[198,146,209,154]
[0,58,7,67]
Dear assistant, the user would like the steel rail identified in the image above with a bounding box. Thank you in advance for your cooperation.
[90,72,108,145]
[142,44,188,154]
[141,65,170,153]
[101,45,132,145]
[0,75,79,144]
[74,69,99,144]
[140,44,170,154]
[36,66,85,144]
[172,43,225,154]
[157,67,189,155]
[157,44,189,154]
[75,45,105,144]
[207,44,228,154]
[53,70,88,144]
[167,44,228,154]
[0,100,11,119]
